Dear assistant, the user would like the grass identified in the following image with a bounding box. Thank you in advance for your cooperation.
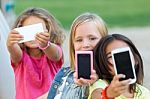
[14,0,150,29]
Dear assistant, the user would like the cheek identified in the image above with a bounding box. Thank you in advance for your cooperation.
[93,40,101,48]
[93,43,98,48]
[74,43,80,51]
[109,66,115,76]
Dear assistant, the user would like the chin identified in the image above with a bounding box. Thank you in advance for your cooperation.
[25,41,39,48]
[31,44,39,48]
[26,44,38,49]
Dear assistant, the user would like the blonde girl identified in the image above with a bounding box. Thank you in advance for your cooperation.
[47,12,108,99]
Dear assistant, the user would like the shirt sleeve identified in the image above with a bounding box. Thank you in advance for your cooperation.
[88,79,108,99]
[137,84,150,98]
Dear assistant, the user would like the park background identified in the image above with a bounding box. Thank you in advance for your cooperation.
[14,0,150,89]
[1,0,150,91]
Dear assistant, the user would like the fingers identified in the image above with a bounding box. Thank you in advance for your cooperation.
[74,78,91,86]
[73,71,77,78]
[90,70,98,79]
[112,74,130,87]
[73,72,83,86]
[10,30,23,38]
[36,32,50,45]
[73,70,97,86]
[108,74,131,97]
[90,70,98,84]
[73,72,84,86]
[113,74,131,86]
[113,74,125,81]
[7,30,24,46]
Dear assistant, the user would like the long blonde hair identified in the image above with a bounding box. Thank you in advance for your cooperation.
[69,12,108,70]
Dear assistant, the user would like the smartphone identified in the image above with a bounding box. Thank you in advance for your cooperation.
[111,47,136,84]
[75,51,93,79]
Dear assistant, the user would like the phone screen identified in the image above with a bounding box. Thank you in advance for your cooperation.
[114,51,134,80]
[77,53,91,79]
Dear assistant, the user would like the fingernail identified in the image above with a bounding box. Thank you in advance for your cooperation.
[122,74,126,78]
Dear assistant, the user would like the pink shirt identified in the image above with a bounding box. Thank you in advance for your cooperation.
[12,50,63,99]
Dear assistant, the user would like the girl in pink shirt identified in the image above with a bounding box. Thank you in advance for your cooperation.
[7,7,65,99]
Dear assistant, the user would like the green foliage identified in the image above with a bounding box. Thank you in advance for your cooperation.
[14,0,150,29]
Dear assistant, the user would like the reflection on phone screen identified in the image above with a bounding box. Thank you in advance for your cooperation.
[77,54,91,79]
[114,51,134,80]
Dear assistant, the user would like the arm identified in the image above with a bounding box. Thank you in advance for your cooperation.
[91,74,131,99]
[43,42,62,61]
[36,32,62,61]
[7,30,23,64]
[91,88,103,99]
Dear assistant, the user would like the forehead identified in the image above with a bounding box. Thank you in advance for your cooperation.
[75,21,101,38]
[106,40,129,53]
[21,16,47,30]
[22,16,45,26]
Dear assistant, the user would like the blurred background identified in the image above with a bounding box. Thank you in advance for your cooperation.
[1,0,150,28]
[14,0,150,29]
[1,0,150,93]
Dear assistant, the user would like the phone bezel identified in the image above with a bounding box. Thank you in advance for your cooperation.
[75,51,93,79]
[111,47,136,84]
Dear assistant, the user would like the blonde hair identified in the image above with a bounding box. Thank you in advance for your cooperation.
[13,7,65,46]
[69,12,108,70]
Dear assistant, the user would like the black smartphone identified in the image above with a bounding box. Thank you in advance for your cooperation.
[112,47,136,84]
[75,51,93,79]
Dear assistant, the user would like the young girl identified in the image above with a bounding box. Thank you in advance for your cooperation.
[47,12,108,99]
[89,34,150,99]
[7,7,65,99]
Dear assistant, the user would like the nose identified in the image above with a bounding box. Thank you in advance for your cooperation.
[82,40,90,49]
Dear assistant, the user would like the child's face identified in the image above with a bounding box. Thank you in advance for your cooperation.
[74,21,102,51]
[22,16,47,48]
[106,40,129,75]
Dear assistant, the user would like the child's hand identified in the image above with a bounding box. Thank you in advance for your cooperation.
[35,31,50,48]
[106,74,131,98]
[7,30,23,47]
[73,70,98,86]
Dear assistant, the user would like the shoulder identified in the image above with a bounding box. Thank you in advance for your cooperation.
[11,51,29,69]
[136,84,150,98]
[52,66,72,81]
[89,79,109,99]
[90,79,109,90]
[19,50,29,61]
[57,66,71,75]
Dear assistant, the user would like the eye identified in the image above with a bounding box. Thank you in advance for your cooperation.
[89,37,97,41]
[106,52,113,65]
[75,38,82,42]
